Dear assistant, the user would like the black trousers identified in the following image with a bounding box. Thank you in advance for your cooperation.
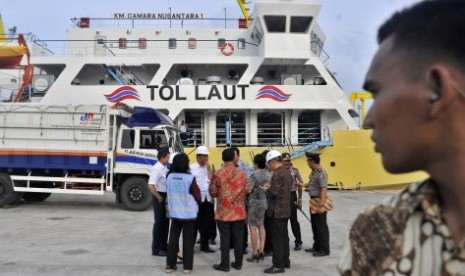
[166,220,196,270]
[271,217,290,269]
[263,214,273,253]
[230,221,248,249]
[217,220,244,268]
[310,212,330,254]
[152,192,169,254]
[289,191,302,245]
[195,200,216,250]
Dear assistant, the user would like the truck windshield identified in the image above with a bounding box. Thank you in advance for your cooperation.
[166,127,184,153]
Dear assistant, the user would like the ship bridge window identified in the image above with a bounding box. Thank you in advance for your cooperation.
[237,38,246,49]
[264,15,286,33]
[169,38,177,49]
[257,112,286,146]
[118,38,127,49]
[138,38,147,49]
[188,38,197,49]
[290,16,312,33]
[252,18,264,44]
[218,38,226,48]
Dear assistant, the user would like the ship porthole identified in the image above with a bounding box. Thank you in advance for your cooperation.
[330,161,336,167]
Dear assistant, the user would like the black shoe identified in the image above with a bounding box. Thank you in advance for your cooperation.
[152,250,167,256]
[165,266,177,273]
[264,251,273,257]
[231,262,242,270]
[213,264,230,272]
[284,260,291,269]
[305,248,317,253]
[243,249,248,255]
[246,254,260,263]
[200,247,215,253]
[209,239,217,245]
[313,251,330,257]
[294,244,302,251]
[264,266,285,274]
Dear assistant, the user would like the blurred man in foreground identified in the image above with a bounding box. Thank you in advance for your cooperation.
[339,1,465,274]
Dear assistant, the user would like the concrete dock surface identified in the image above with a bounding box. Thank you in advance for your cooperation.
[0,190,397,276]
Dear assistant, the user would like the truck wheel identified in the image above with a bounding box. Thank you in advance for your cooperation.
[20,181,51,202]
[0,173,20,208]
[120,177,151,211]
[22,192,51,202]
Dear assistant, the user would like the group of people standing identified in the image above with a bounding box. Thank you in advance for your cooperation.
[148,145,330,274]
[150,1,465,274]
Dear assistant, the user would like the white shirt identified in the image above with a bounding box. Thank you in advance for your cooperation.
[179,124,187,132]
[148,161,168,192]
[190,162,211,202]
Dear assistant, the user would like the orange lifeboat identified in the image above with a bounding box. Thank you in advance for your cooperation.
[0,15,28,68]
[0,44,27,68]
[0,14,33,101]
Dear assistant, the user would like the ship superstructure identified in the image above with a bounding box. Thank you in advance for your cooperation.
[0,0,427,189]
[16,0,357,149]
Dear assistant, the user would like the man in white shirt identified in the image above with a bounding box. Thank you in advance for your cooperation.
[148,148,170,257]
[190,146,216,253]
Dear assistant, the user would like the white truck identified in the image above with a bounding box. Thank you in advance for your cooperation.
[0,103,183,211]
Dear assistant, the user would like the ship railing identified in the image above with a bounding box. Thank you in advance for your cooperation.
[264,126,332,159]
[102,64,144,85]
[184,129,204,147]
[31,37,55,56]
[29,38,259,57]
[259,127,319,148]
[70,16,250,30]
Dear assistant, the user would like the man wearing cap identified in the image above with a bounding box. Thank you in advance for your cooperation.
[303,152,330,257]
[190,146,216,253]
[263,150,293,273]
[282,153,304,251]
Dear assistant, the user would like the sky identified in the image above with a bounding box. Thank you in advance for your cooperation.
[0,0,420,93]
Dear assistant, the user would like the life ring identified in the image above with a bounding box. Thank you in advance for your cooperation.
[220,42,234,56]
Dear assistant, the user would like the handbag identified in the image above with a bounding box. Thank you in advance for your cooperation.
[309,196,334,214]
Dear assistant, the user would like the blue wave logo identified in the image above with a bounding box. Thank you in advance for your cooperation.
[256,85,292,102]
[104,86,141,103]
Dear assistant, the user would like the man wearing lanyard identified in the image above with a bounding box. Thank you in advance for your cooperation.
[190,146,216,253]
[148,148,170,257]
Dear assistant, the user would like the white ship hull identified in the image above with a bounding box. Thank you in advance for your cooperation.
[0,0,427,188]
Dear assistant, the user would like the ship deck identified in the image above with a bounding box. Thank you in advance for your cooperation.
[0,190,397,275]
